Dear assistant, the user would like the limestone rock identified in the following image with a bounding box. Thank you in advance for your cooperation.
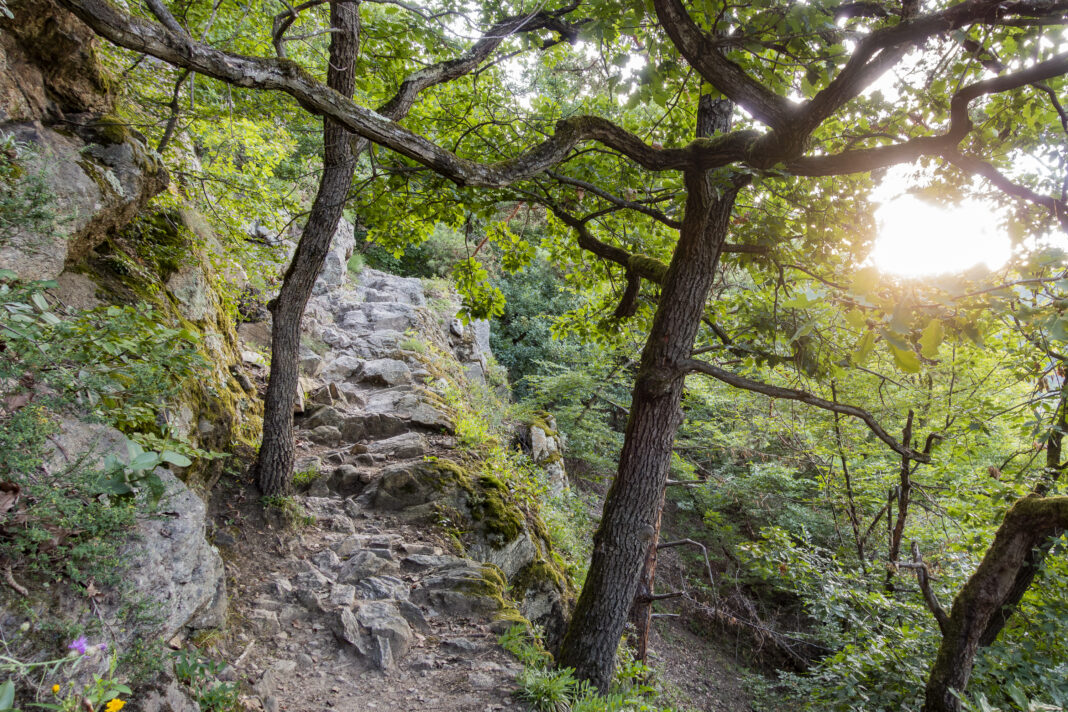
[364,432,426,460]
[308,425,341,446]
[338,550,398,584]
[358,358,411,387]
[372,464,439,511]
[469,532,537,579]
[139,679,201,712]
[0,120,166,281]
[123,469,227,637]
[355,575,409,601]
[168,264,212,322]
[356,600,414,661]
[312,218,356,296]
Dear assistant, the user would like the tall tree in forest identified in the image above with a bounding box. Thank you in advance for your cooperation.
[254,0,358,494]
[55,0,1068,706]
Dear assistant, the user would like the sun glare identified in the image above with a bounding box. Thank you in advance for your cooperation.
[870,195,1011,278]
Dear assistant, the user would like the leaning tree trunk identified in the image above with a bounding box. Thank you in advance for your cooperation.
[255,0,359,495]
[557,159,743,691]
[922,495,1068,712]
[629,96,735,664]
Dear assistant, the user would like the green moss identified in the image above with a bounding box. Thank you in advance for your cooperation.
[125,211,195,280]
[627,254,668,284]
[89,116,133,145]
[470,474,525,543]
[528,410,558,438]
[427,459,471,490]
[81,213,264,484]
[512,559,567,592]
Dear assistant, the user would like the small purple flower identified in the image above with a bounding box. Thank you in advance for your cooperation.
[68,636,89,655]
[98,643,108,652]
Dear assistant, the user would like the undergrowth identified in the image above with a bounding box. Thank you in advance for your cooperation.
[500,625,681,712]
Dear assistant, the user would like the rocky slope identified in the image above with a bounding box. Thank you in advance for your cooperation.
[208,263,573,711]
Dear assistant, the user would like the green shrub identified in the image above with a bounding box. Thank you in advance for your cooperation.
[174,648,242,712]
[346,252,364,278]
[500,626,680,712]
[0,275,208,436]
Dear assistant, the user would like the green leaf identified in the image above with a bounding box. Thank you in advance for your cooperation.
[144,473,167,507]
[889,345,921,373]
[889,299,912,333]
[161,450,192,467]
[851,267,879,297]
[126,439,145,461]
[961,322,985,346]
[1049,316,1068,342]
[851,331,875,365]
[919,319,945,358]
[879,328,910,351]
[790,319,815,343]
[130,451,160,471]
[844,309,866,329]
[30,292,48,311]
[1005,683,1028,710]
[0,680,15,710]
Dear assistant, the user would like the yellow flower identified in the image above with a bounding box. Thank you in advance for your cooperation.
[104,700,125,712]
[51,684,59,694]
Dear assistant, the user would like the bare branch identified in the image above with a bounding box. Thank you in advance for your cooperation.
[942,150,1068,230]
[900,541,949,634]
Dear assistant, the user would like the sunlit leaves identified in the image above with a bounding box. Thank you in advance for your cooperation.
[920,319,945,358]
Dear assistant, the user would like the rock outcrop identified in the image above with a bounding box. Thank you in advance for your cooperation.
[0,416,226,687]
[0,0,166,282]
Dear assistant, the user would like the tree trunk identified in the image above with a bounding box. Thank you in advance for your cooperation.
[557,158,743,690]
[922,495,1068,712]
[629,96,734,664]
[255,0,359,495]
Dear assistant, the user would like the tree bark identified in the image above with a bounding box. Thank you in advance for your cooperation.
[973,379,1067,646]
[922,495,1068,712]
[629,96,734,664]
[557,152,744,691]
[255,0,359,495]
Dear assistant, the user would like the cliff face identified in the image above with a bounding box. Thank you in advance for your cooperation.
[0,5,258,706]
[0,0,167,282]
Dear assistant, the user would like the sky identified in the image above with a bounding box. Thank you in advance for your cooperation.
[869,191,1012,278]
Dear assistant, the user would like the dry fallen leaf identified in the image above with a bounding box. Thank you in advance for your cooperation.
[0,482,20,515]
[1,392,31,414]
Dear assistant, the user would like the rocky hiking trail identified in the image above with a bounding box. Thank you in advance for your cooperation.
[207,266,559,712]
[191,260,753,712]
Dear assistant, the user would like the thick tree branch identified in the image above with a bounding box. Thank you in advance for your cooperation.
[797,0,1067,134]
[788,52,1068,177]
[924,495,1068,712]
[652,0,795,131]
[683,358,929,461]
[58,0,765,185]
